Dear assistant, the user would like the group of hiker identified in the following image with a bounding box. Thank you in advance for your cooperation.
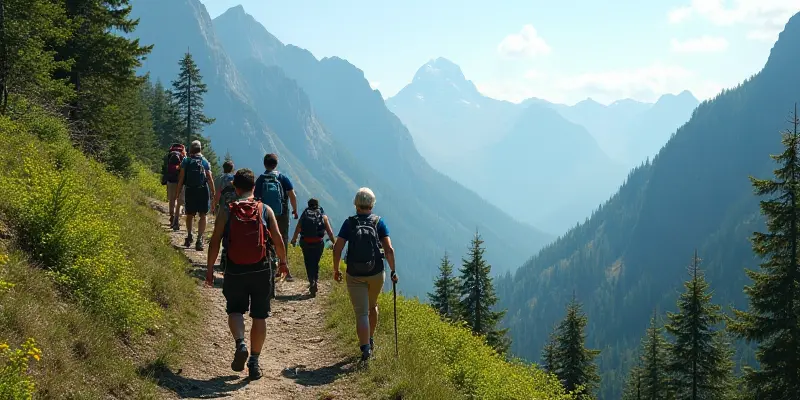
[161,142,398,380]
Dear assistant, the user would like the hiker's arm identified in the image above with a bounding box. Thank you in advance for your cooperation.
[332,238,345,280]
[212,186,221,213]
[175,169,185,200]
[290,219,301,245]
[205,212,226,286]
[324,215,336,243]
[206,170,215,201]
[266,206,288,268]
[382,236,397,282]
[287,190,298,218]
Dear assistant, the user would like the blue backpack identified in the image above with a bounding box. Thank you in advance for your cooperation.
[260,171,285,216]
[219,173,236,209]
[185,155,207,188]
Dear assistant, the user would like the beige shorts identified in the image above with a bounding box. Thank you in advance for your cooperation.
[346,271,385,318]
[167,182,185,205]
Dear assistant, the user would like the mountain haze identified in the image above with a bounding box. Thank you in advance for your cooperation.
[129,0,552,293]
[497,12,800,399]
[388,59,625,234]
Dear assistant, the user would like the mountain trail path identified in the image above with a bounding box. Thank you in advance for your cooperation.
[148,200,361,400]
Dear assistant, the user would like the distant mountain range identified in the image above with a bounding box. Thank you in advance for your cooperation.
[128,1,552,293]
[495,10,800,399]
[388,59,697,235]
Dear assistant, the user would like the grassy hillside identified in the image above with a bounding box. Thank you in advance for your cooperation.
[0,110,199,398]
[291,249,572,399]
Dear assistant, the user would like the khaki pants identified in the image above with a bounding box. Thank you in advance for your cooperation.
[346,272,386,325]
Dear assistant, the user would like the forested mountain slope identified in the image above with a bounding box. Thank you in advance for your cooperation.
[496,11,800,399]
[129,0,552,293]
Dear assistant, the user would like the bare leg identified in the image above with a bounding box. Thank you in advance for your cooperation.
[229,313,245,340]
[251,319,266,353]
[198,213,207,238]
[369,306,379,338]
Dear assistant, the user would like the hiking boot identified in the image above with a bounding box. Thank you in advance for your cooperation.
[309,281,317,297]
[247,360,263,380]
[195,238,204,251]
[285,272,294,282]
[360,349,371,362]
[184,235,193,248]
[171,219,180,231]
[231,343,248,372]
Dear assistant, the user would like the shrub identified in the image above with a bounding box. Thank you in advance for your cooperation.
[0,338,41,400]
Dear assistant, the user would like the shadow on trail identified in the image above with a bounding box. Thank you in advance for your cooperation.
[275,292,314,302]
[140,363,250,399]
[281,357,358,387]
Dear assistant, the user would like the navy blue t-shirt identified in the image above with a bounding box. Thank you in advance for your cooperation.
[337,213,389,276]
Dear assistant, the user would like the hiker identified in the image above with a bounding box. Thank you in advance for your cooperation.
[162,143,186,230]
[290,198,336,297]
[332,187,398,362]
[205,168,289,380]
[212,159,236,216]
[255,153,298,282]
[175,140,215,251]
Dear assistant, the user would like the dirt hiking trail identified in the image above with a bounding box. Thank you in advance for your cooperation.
[149,200,361,400]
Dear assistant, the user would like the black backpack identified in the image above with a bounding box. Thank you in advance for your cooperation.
[165,149,184,183]
[185,155,207,188]
[300,208,326,238]
[345,215,382,275]
[219,173,236,209]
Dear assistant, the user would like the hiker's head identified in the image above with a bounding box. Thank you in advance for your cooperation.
[190,140,202,155]
[233,168,256,195]
[353,187,375,212]
[264,153,279,171]
[308,198,320,209]
[223,160,234,174]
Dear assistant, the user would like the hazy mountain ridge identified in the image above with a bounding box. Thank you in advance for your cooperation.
[388,59,626,235]
[130,0,552,293]
[495,12,800,399]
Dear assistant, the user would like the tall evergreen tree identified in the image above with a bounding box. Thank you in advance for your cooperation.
[622,361,644,400]
[665,250,734,400]
[149,79,183,149]
[428,252,461,320]
[552,296,601,398]
[171,52,215,147]
[730,106,800,398]
[640,313,671,400]
[1,0,71,113]
[459,230,510,354]
[541,328,559,374]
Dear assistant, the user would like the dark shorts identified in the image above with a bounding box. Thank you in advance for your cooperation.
[222,268,272,319]
[185,186,210,215]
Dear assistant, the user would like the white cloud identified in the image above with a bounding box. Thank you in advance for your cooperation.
[476,63,724,105]
[667,0,800,42]
[670,36,729,52]
[524,70,545,80]
[497,25,551,58]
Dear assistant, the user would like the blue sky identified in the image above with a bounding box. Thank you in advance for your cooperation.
[202,0,800,105]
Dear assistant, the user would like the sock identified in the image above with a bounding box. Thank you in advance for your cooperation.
[248,352,260,364]
[235,338,244,348]
[360,344,370,355]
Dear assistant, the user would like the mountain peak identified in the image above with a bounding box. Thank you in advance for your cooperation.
[413,57,467,83]
[655,90,699,105]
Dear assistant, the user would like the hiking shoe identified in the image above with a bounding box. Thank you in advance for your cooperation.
[360,350,371,362]
[195,238,204,251]
[184,236,193,248]
[310,281,318,297]
[231,343,248,372]
[171,220,180,231]
[247,361,263,380]
[285,273,294,282]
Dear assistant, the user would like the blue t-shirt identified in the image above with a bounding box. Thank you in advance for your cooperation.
[337,214,389,240]
[180,154,211,172]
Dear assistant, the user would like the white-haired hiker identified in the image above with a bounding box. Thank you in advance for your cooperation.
[332,187,398,362]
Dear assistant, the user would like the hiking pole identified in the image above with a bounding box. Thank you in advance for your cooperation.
[392,278,399,358]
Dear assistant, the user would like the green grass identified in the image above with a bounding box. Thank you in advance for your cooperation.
[319,261,573,399]
[0,111,199,398]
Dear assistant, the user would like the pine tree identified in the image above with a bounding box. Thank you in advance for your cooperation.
[224,151,233,163]
[552,296,601,398]
[149,79,183,149]
[1,0,72,113]
[171,52,215,147]
[665,250,734,400]
[622,361,644,400]
[730,106,800,398]
[541,327,559,374]
[428,252,461,320]
[458,230,510,354]
[640,313,670,400]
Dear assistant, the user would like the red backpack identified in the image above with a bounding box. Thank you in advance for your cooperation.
[166,144,185,181]
[227,200,268,265]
